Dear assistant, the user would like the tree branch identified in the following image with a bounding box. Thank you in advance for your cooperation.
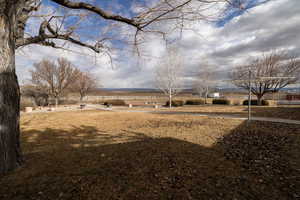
[51,0,141,29]
[16,19,102,53]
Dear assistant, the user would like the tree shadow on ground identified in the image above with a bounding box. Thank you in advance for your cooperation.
[0,121,299,200]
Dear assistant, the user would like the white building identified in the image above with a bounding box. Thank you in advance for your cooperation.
[208,93,220,98]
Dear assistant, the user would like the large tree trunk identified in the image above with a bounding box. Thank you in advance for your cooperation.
[205,86,208,104]
[257,95,263,106]
[0,3,23,174]
[168,88,172,109]
[55,97,59,107]
[80,93,84,102]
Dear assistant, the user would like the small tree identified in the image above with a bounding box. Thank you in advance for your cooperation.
[31,58,81,106]
[231,52,300,105]
[193,62,215,103]
[72,71,98,102]
[155,49,184,108]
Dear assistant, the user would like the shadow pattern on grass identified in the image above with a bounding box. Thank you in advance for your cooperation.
[0,121,299,200]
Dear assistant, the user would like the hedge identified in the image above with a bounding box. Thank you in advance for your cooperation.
[20,99,35,111]
[185,99,205,105]
[212,99,231,105]
[165,100,185,107]
[104,99,127,106]
[243,100,269,106]
[58,99,79,105]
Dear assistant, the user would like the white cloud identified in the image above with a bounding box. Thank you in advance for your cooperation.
[16,0,300,88]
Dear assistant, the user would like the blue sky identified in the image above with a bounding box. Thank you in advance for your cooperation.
[216,0,271,27]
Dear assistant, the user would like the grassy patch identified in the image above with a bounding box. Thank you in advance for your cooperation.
[126,105,300,121]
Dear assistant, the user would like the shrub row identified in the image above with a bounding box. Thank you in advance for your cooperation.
[102,98,271,107]
[185,99,205,105]
[165,100,185,107]
[103,99,127,106]
[166,99,233,106]
[212,99,231,105]
[243,100,269,106]
[57,99,79,105]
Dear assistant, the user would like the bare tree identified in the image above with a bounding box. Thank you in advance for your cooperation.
[155,49,184,108]
[72,71,98,102]
[193,62,215,103]
[31,58,80,106]
[231,52,300,105]
[0,0,238,174]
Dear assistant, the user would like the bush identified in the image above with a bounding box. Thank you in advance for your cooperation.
[265,100,277,106]
[243,100,269,106]
[104,99,127,106]
[165,100,184,107]
[205,98,213,104]
[20,98,35,111]
[185,99,205,105]
[212,99,231,105]
[231,99,243,106]
[58,99,79,105]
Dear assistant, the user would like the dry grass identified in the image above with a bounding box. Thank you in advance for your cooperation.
[125,105,300,121]
[0,110,299,199]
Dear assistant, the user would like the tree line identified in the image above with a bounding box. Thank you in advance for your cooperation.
[22,58,98,107]
[155,50,300,107]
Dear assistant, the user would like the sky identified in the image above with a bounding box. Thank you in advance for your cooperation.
[16,0,300,88]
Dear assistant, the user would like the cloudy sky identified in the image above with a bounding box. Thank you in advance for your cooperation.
[16,0,300,88]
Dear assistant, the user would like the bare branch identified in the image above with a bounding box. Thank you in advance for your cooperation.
[155,48,184,107]
[15,0,235,57]
[231,51,300,104]
[51,0,141,28]
[30,58,81,106]
[71,71,98,101]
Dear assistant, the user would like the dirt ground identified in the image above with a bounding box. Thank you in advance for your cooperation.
[0,110,299,200]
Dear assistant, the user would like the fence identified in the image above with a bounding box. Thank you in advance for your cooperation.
[286,94,300,101]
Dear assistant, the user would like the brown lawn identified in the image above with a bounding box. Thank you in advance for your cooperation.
[124,105,300,121]
[0,110,299,199]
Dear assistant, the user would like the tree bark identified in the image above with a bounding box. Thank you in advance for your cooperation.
[55,97,59,107]
[257,95,262,106]
[169,88,172,109]
[205,86,208,104]
[80,92,84,102]
[0,3,23,174]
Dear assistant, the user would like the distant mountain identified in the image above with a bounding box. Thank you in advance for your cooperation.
[99,88,161,92]
[97,87,300,93]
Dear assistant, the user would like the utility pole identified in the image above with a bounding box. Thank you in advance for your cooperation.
[248,68,251,123]
[227,73,296,124]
